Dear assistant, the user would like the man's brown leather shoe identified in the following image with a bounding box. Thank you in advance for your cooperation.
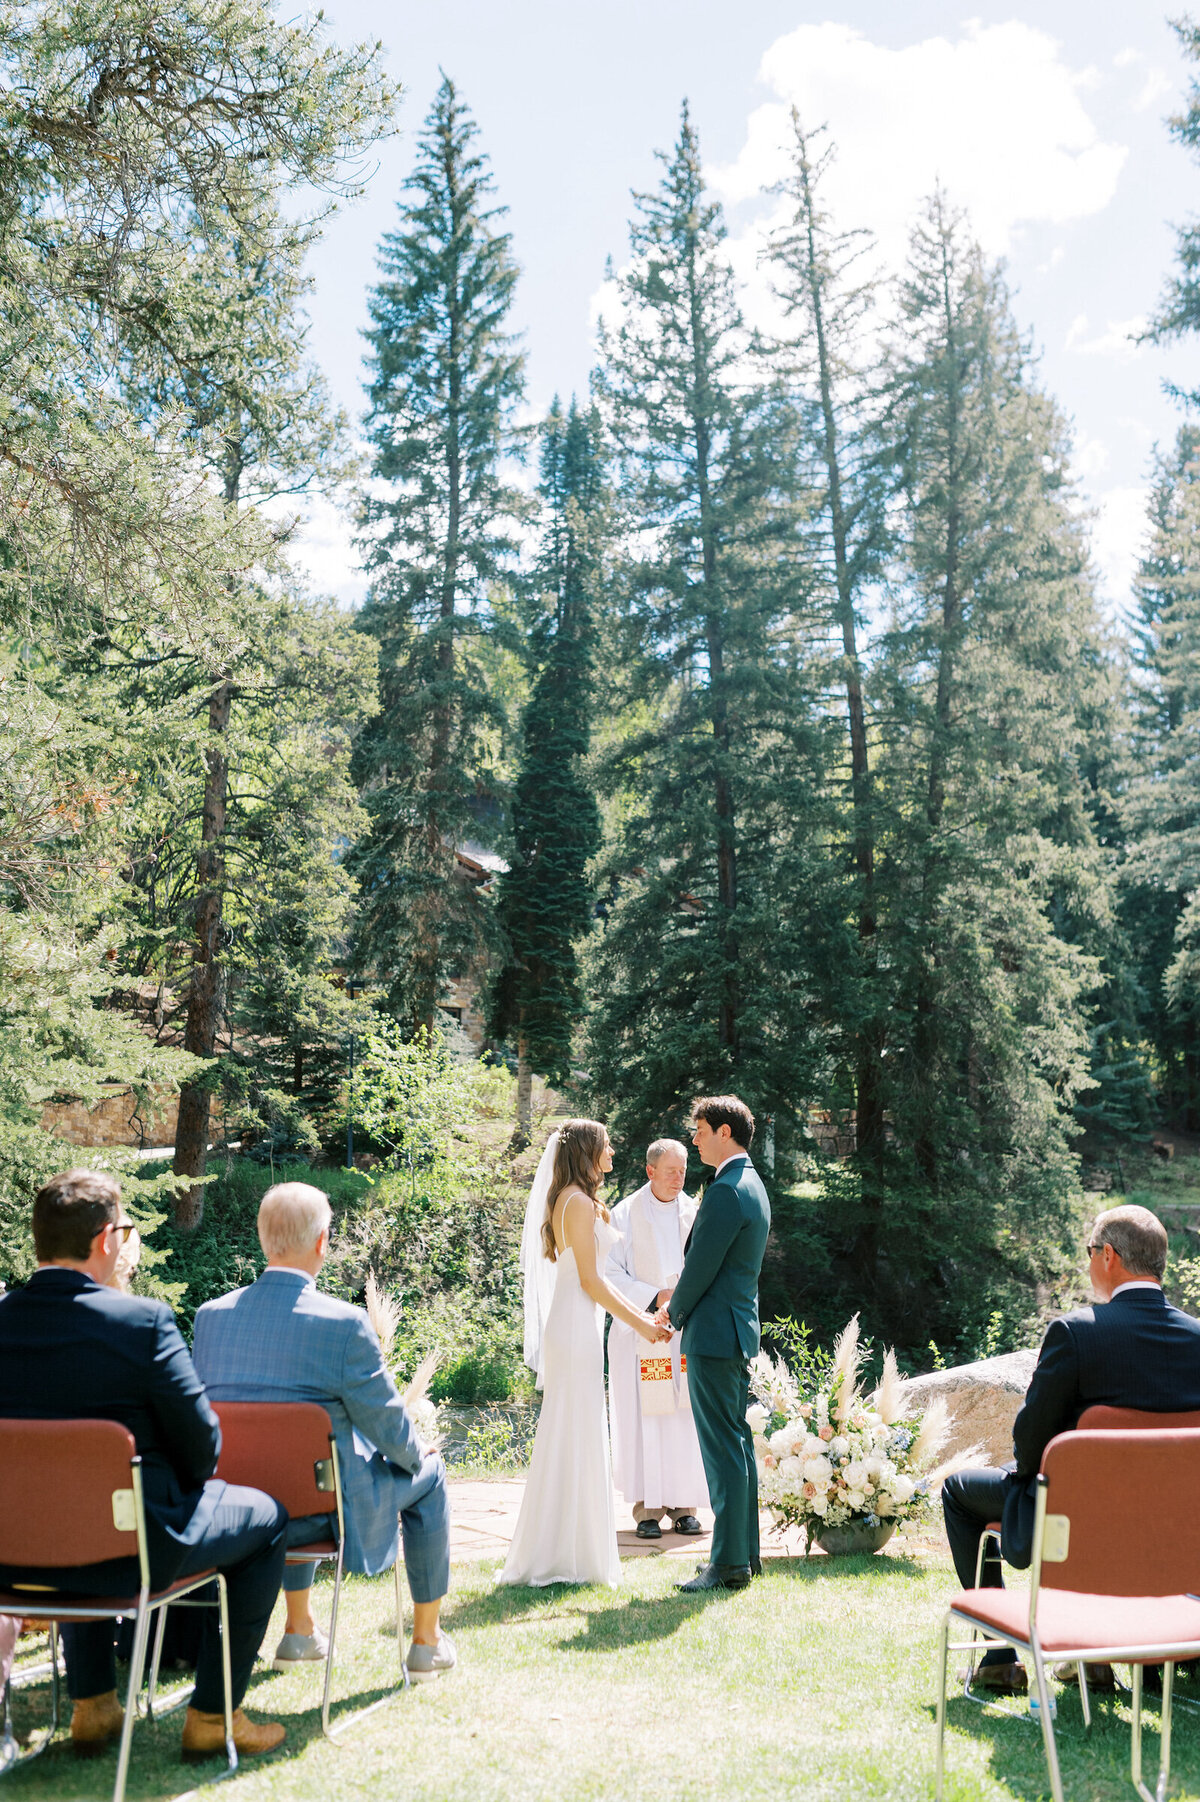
[180,1707,285,1764]
[70,1690,124,1758]
[1052,1660,1117,1691]
[971,1659,1028,1695]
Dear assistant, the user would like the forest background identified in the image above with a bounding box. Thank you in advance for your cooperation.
[5,0,1200,1399]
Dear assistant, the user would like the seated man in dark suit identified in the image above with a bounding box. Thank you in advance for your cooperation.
[0,1170,288,1761]
[942,1203,1200,1693]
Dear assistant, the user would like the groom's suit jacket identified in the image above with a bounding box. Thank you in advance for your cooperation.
[1000,1285,1200,1566]
[667,1154,770,1362]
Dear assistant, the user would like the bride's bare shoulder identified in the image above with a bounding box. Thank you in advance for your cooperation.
[554,1185,595,1215]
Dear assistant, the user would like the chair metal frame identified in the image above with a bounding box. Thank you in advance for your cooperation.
[936,1428,1200,1802]
[0,1419,236,1802]
[160,1400,407,1743]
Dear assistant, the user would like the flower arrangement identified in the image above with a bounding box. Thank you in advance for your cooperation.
[366,1273,444,1451]
[748,1316,974,1546]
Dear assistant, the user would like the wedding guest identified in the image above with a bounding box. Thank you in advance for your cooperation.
[607,1139,708,1539]
[193,1182,455,1681]
[941,1203,1200,1694]
[0,1170,287,1761]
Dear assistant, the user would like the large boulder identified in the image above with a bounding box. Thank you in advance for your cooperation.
[899,1348,1039,1465]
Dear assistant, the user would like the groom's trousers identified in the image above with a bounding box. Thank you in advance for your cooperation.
[688,1354,759,1569]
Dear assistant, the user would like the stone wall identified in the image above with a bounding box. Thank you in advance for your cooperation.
[899,1347,1039,1465]
[41,1087,178,1151]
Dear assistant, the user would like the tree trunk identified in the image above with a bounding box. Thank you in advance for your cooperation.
[173,673,232,1229]
[514,1022,532,1148]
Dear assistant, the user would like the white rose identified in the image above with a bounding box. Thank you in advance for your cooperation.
[746,1403,769,1434]
[890,1475,916,1505]
[846,1490,867,1512]
[864,1455,884,1480]
[779,1456,804,1485]
[829,1435,849,1459]
[810,1493,829,1516]
[844,1460,867,1488]
[803,1455,833,1486]
[801,1433,825,1459]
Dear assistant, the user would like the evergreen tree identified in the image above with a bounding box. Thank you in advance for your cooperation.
[763,113,892,1231]
[354,76,527,1029]
[862,192,1102,1345]
[1124,427,1200,1128]
[586,105,843,1181]
[489,401,604,1142]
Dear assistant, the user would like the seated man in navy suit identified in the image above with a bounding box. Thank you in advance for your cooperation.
[0,1170,288,1761]
[193,1182,454,1681]
[941,1204,1200,1694]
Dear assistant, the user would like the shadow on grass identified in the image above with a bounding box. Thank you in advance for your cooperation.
[930,1679,1200,1802]
[758,1551,926,1582]
[549,1592,713,1653]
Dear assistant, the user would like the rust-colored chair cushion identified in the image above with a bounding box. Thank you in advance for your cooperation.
[1038,1429,1200,1597]
[211,1401,337,1521]
[0,1420,139,1567]
[954,1585,1200,1659]
[1078,1405,1200,1432]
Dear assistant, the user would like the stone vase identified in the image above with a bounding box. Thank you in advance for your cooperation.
[814,1519,897,1557]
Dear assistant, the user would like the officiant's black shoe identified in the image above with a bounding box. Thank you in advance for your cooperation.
[673,1515,703,1536]
[676,1563,751,1593]
[636,1519,662,1540]
[750,1558,763,1577]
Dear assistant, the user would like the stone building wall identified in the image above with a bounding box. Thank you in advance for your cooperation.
[41,1087,179,1150]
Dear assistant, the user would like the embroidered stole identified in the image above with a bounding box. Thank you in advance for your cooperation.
[630,1188,696,1417]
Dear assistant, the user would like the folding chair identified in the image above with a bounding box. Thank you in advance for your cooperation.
[0,1418,235,1802]
[202,1401,405,1741]
[936,1427,1200,1802]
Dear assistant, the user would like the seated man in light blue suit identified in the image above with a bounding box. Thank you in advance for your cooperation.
[193,1182,454,1681]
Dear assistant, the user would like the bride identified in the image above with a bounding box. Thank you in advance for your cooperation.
[500,1119,669,1587]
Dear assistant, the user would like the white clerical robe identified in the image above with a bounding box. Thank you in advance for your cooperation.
[606,1184,709,1512]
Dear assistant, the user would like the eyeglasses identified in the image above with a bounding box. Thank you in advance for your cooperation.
[1086,1239,1104,1257]
[96,1221,136,1243]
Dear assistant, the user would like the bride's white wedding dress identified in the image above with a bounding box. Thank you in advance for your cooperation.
[500,1212,621,1588]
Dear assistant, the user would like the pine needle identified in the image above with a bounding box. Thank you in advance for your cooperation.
[365,1271,400,1359]
[872,1349,903,1426]
[830,1314,863,1423]
[403,1346,442,1409]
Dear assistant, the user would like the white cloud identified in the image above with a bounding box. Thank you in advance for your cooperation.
[1065,313,1147,359]
[711,21,1127,267]
[1086,483,1150,613]
[285,491,366,610]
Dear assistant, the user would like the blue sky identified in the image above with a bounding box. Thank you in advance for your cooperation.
[294,2,1200,621]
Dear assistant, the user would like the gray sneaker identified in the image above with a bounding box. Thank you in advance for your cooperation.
[271,1626,329,1671]
[405,1632,457,1682]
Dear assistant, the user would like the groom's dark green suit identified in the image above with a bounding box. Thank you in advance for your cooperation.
[667,1153,770,1571]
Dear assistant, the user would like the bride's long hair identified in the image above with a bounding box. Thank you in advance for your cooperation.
[541,1118,610,1261]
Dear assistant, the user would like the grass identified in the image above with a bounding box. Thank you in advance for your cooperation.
[9,1537,1200,1801]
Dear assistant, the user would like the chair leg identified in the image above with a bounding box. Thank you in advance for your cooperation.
[113,1602,151,1802]
[215,1575,237,1781]
[1031,1641,1065,1802]
[395,1559,409,1688]
[145,1608,168,1720]
[0,1676,15,1773]
[1159,1662,1174,1802]
[321,1549,344,1744]
[1078,1661,1092,1730]
[935,1615,949,1801]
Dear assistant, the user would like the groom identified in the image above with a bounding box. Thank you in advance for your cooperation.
[656,1095,770,1593]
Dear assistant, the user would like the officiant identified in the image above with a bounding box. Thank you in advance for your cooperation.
[606,1139,709,1539]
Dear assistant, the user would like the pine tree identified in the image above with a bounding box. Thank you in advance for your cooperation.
[1124,427,1200,1128]
[763,112,892,1237]
[586,104,842,1179]
[354,76,527,1029]
[863,192,1102,1343]
[489,402,604,1141]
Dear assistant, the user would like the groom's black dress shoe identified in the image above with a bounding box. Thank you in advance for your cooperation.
[675,1563,752,1593]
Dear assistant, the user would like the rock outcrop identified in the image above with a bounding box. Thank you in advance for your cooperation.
[899,1348,1039,1465]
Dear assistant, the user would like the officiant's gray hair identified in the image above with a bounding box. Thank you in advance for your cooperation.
[646,1138,687,1166]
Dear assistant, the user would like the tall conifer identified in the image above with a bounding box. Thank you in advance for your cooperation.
[587,105,841,1175]
[489,401,604,1141]
[355,77,526,1028]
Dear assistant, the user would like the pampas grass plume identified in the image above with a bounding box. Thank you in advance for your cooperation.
[365,1271,400,1359]
[910,1395,952,1470]
[831,1314,863,1423]
[873,1349,903,1426]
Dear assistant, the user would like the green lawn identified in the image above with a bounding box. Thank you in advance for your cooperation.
[7,1540,1200,1801]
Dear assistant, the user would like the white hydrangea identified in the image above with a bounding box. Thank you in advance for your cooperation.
[768,1426,792,1456]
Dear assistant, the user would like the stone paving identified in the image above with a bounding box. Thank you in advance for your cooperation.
[447,1477,816,1564]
